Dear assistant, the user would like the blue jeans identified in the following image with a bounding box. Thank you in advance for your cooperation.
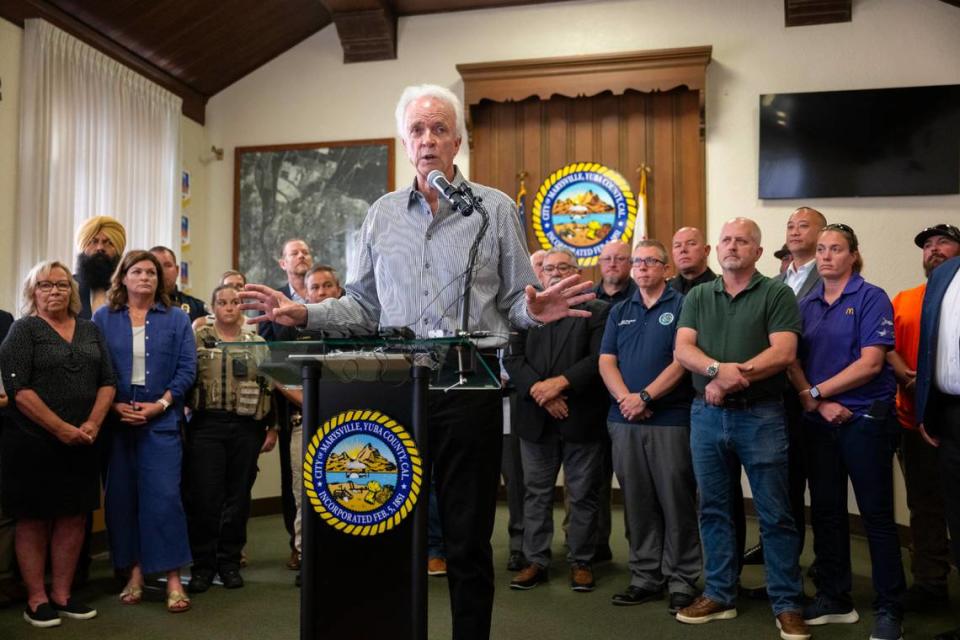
[805,413,905,616]
[690,398,803,615]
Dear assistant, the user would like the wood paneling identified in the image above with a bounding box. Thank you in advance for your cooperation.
[458,47,712,110]
[459,47,710,278]
[467,89,705,282]
[325,0,397,62]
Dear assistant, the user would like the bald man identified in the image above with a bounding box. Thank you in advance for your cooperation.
[668,227,716,295]
[779,207,826,300]
[674,218,807,639]
[74,215,126,319]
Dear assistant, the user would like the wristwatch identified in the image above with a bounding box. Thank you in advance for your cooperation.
[808,385,822,400]
[705,361,720,379]
[157,398,171,412]
[639,389,653,403]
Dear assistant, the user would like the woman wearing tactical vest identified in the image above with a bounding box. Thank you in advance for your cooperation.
[184,284,275,594]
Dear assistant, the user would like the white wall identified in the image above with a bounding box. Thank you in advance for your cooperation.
[205,0,960,515]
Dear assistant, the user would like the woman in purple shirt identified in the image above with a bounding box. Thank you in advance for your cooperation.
[788,224,904,640]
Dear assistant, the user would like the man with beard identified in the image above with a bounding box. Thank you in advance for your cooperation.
[74,216,126,319]
[595,241,636,304]
[888,223,960,613]
[150,246,207,322]
[71,216,126,586]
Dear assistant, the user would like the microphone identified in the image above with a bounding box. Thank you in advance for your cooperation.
[427,169,474,216]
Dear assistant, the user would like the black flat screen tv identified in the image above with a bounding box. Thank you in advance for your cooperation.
[759,85,960,199]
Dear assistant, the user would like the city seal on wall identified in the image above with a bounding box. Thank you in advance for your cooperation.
[303,409,422,536]
[532,162,637,267]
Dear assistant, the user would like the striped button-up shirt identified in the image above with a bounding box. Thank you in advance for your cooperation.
[305,168,539,344]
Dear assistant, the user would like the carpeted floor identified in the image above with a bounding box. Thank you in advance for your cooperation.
[1,505,957,639]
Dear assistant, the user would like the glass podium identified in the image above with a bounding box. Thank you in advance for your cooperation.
[223,337,499,640]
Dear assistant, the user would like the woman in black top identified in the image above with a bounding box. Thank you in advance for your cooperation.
[0,261,115,628]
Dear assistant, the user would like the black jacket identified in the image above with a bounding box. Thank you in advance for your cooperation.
[504,299,610,443]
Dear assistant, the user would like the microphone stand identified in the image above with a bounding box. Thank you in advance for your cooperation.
[451,183,488,388]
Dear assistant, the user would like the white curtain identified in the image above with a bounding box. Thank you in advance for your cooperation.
[16,19,182,286]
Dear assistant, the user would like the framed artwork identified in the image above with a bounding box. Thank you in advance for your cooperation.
[234,138,395,287]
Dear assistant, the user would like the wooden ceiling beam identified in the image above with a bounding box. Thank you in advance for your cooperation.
[322,0,397,63]
[784,0,851,27]
[0,0,207,123]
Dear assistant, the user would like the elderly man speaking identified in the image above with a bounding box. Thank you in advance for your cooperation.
[242,84,594,640]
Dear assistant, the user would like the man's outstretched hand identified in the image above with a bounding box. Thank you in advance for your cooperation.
[239,284,308,327]
[526,274,596,324]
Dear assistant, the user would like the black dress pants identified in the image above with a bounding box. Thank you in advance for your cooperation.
[429,386,502,640]
[185,411,265,574]
[936,397,960,569]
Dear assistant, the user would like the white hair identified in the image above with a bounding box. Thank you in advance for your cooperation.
[545,246,578,263]
[394,84,467,142]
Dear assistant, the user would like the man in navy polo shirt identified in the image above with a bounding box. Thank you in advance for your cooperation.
[599,240,700,614]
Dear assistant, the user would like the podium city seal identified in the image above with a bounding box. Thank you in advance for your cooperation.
[304,409,422,536]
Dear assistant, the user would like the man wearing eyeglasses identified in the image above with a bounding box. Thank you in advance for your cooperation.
[504,247,610,593]
[595,242,637,304]
[889,224,960,614]
[599,240,699,613]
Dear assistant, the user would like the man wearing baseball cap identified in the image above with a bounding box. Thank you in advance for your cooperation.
[888,223,960,613]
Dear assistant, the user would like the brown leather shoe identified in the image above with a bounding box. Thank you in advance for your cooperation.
[675,595,737,624]
[286,550,301,571]
[510,564,547,590]
[776,611,811,640]
[570,563,595,592]
[427,557,447,577]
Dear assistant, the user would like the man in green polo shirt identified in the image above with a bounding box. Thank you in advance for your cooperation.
[672,217,808,640]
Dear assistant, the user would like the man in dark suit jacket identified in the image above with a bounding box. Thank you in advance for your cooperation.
[504,247,610,593]
[777,207,825,301]
[746,207,824,570]
[915,255,960,640]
